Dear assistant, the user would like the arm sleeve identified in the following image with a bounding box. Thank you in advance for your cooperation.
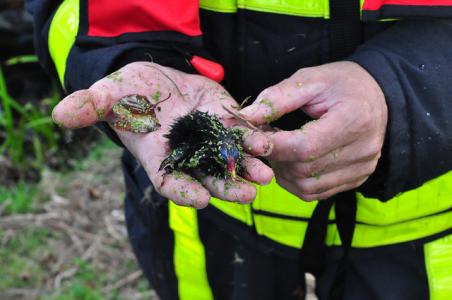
[26,0,62,79]
[26,0,207,91]
[26,0,209,145]
[348,19,452,201]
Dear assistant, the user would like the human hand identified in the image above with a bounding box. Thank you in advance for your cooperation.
[240,61,387,200]
[52,62,274,208]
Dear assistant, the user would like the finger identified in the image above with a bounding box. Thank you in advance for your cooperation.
[200,176,257,204]
[239,68,325,124]
[52,89,109,128]
[266,107,364,162]
[158,172,211,209]
[269,153,343,181]
[270,161,314,201]
[273,176,317,202]
[298,177,367,201]
[53,62,181,128]
[276,140,381,178]
[271,159,374,201]
[241,158,274,185]
[274,172,366,202]
[119,131,211,209]
[290,161,377,196]
[217,106,274,157]
[237,127,273,157]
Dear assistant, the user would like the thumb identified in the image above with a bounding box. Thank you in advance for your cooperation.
[239,68,324,125]
[52,89,113,128]
[52,61,177,129]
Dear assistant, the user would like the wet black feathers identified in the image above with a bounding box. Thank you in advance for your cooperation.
[159,111,243,178]
[165,111,224,150]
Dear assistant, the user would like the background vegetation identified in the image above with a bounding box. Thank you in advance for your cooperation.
[0,54,155,299]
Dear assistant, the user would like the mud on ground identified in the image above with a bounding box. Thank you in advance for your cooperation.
[0,139,158,300]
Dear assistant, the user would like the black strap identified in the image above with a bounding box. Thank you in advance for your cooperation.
[299,191,357,300]
[329,190,357,300]
[323,0,362,297]
[329,0,362,60]
[301,0,361,296]
[299,199,334,277]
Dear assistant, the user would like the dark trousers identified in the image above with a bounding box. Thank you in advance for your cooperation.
[122,151,449,300]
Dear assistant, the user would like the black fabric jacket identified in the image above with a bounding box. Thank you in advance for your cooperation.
[27,0,452,201]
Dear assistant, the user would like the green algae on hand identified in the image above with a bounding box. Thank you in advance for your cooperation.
[151,91,162,102]
[106,70,123,82]
[260,98,278,123]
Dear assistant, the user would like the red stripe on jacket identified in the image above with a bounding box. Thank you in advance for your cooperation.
[363,0,452,10]
[87,0,201,37]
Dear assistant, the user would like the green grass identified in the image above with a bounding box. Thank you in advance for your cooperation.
[0,137,142,300]
[0,224,147,300]
[0,57,145,299]
[48,259,106,300]
[0,60,60,172]
[51,283,104,300]
[72,137,117,171]
[5,55,39,66]
[0,228,50,290]
[0,138,116,216]
[0,227,112,300]
[0,182,38,214]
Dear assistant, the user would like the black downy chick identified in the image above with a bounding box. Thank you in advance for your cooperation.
[159,111,244,179]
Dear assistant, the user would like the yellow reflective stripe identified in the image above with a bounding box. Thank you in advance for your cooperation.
[200,0,237,13]
[211,172,451,247]
[200,0,329,18]
[253,178,325,219]
[253,209,451,249]
[169,202,213,300]
[424,234,452,300]
[230,172,451,248]
[201,0,366,18]
[48,0,80,87]
[210,197,253,225]
[254,214,308,248]
[238,0,329,18]
[356,171,452,225]
[251,177,327,247]
[326,210,452,248]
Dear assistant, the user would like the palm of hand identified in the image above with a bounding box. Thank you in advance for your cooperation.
[53,62,274,208]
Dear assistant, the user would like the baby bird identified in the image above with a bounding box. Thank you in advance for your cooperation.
[159,111,244,179]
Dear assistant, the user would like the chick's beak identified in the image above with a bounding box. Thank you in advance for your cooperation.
[227,157,237,179]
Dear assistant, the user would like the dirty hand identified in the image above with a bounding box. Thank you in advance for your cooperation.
[52,62,274,208]
[240,61,388,201]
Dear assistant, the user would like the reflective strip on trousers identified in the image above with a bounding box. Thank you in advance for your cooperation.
[169,202,214,300]
[48,0,80,87]
[424,234,452,300]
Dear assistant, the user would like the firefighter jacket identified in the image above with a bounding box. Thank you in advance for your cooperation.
[27,0,452,298]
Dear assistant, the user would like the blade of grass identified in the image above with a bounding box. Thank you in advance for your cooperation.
[26,116,54,129]
[0,67,14,130]
[4,55,39,66]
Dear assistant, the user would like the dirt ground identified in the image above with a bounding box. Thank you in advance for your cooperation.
[0,136,318,300]
[0,140,158,300]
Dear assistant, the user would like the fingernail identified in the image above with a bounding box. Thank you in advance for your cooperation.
[51,110,64,127]
[262,141,273,156]
[260,174,274,186]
